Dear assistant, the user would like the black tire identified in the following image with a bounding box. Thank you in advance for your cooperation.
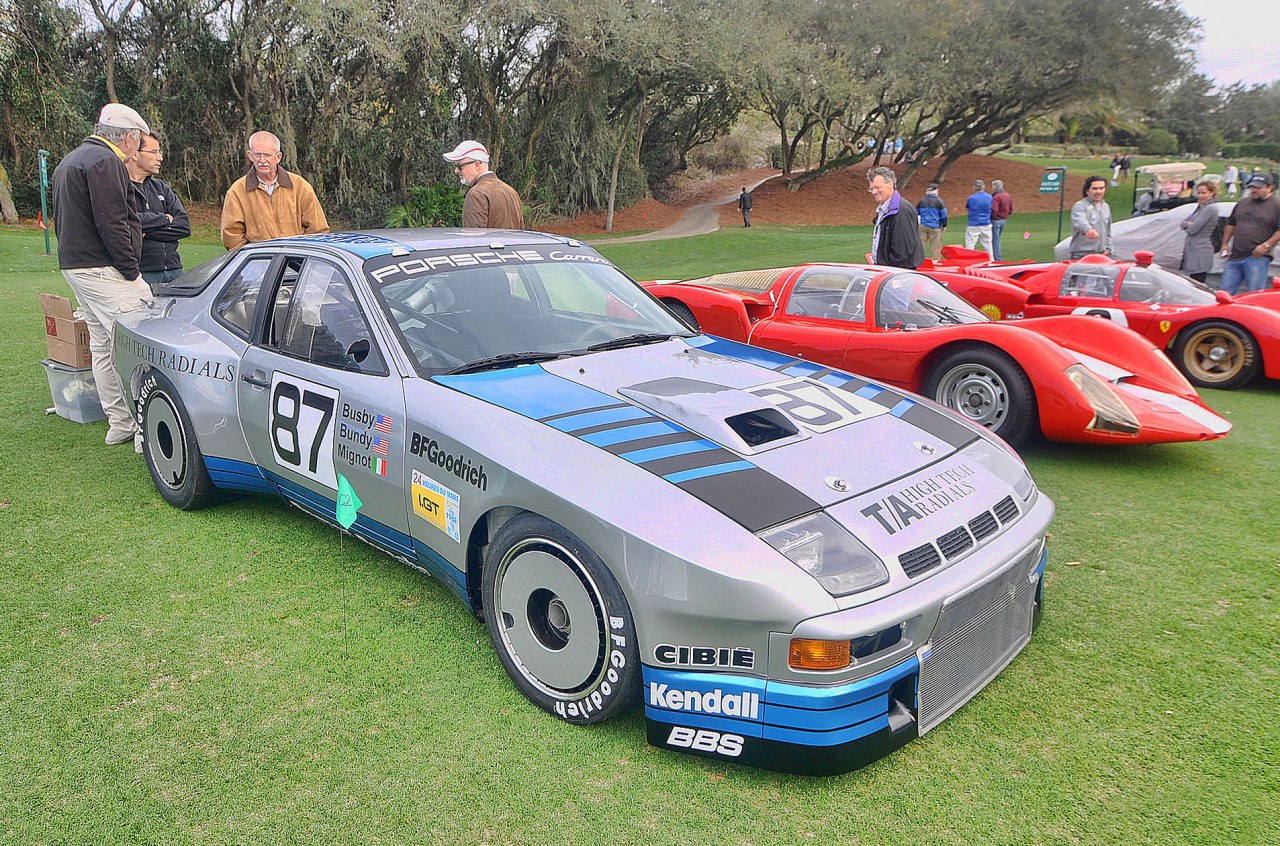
[1172,320,1260,390]
[663,299,700,332]
[481,513,640,724]
[136,369,217,510]
[923,346,1037,448]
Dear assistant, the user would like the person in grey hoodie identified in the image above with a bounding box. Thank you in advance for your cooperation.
[1179,181,1220,284]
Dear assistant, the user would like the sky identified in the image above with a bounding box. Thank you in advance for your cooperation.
[1178,0,1280,87]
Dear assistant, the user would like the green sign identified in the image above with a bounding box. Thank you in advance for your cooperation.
[1039,171,1063,193]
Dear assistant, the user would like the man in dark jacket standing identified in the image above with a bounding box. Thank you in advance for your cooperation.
[867,167,924,268]
[126,132,191,285]
[52,102,151,446]
[738,187,752,227]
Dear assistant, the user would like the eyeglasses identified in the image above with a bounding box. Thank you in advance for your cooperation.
[453,160,477,171]
[139,148,162,155]
[248,151,278,161]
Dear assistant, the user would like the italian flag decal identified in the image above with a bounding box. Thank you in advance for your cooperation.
[374,456,387,476]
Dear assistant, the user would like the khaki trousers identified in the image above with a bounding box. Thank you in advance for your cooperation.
[60,266,151,434]
[920,225,943,261]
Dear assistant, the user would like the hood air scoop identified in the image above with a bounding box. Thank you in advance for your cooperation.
[619,377,806,455]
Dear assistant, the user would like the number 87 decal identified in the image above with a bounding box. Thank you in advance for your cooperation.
[270,373,340,488]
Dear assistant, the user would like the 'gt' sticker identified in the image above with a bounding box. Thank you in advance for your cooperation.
[412,469,461,542]
[269,373,339,488]
[748,377,888,433]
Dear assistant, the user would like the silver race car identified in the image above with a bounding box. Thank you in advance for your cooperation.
[114,229,1053,775]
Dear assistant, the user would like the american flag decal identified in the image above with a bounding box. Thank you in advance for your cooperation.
[374,415,393,434]
[371,436,390,457]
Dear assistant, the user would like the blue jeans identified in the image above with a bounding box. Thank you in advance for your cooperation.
[1220,256,1270,294]
[991,218,1007,260]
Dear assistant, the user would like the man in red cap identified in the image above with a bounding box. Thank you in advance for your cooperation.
[52,102,151,446]
[442,140,524,229]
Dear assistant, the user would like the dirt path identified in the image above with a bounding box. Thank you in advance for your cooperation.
[597,172,784,243]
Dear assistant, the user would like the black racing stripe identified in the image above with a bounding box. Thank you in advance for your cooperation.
[677,468,819,533]
[870,390,902,409]
[600,431,700,456]
[538,402,629,423]
[798,367,837,381]
[639,447,739,477]
[772,359,800,372]
[830,374,872,392]
[898,405,977,448]
[569,415,662,437]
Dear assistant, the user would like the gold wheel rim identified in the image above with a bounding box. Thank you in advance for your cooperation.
[1185,329,1245,383]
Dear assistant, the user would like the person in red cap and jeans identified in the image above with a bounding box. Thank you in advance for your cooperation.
[442,140,524,229]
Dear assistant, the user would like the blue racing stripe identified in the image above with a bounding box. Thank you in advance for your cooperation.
[546,404,650,432]
[619,439,720,463]
[855,384,885,400]
[436,366,618,419]
[581,420,683,446]
[890,398,917,416]
[664,461,755,483]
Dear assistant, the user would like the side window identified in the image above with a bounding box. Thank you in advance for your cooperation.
[270,259,387,375]
[1060,267,1119,299]
[213,257,273,338]
[786,273,849,318]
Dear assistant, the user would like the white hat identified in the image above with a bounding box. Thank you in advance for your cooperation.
[442,140,490,164]
[98,103,150,134]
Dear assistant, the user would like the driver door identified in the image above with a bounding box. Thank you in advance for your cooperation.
[235,254,411,554]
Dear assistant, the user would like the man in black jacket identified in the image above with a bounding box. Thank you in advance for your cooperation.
[867,167,925,268]
[52,102,151,446]
[126,132,191,285]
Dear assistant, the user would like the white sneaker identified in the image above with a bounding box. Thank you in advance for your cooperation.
[105,426,138,446]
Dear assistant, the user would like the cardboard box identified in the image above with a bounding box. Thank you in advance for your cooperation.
[39,294,92,367]
[42,358,106,423]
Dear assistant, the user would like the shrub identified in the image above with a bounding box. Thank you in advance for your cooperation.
[1139,128,1179,155]
[385,183,465,227]
[1222,141,1280,161]
[688,136,748,173]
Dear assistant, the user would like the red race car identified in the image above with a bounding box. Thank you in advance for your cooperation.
[927,247,1280,390]
[643,264,1230,448]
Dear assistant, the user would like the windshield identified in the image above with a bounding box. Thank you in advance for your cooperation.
[1117,265,1216,305]
[366,246,692,375]
[876,272,988,328]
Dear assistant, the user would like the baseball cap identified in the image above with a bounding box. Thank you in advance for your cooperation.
[443,140,490,164]
[98,103,150,134]
[1247,173,1272,187]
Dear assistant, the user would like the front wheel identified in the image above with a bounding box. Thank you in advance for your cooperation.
[137,369,217,510]
[1172,320,1260,389]
[481,514,640,724]
[924,347,1037,448]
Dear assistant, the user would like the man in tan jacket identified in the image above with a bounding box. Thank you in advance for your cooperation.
[443,140,524,229]
[221,131,329,250]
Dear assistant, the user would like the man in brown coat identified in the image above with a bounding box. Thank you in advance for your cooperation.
[443,140,524,229]
[221,130,329,250]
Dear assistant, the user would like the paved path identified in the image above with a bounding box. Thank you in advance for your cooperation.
[588,173,783,245]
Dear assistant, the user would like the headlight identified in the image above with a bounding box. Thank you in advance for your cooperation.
[1065,364,1139,436]
[760,513,889,596]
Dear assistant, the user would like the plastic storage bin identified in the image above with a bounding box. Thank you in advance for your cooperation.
[42,358,106,423]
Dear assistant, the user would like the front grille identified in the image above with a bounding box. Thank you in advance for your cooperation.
[900,543,942,578]
[969,511,999,540]
[937,526,974,559]
[917,544,1041,733]
[993,496,1020,524]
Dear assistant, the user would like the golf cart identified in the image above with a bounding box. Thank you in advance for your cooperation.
[1132,162,1218,215]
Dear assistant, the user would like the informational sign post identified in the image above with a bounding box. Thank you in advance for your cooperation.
[1041,167,1067,244]
[38,150,51,255]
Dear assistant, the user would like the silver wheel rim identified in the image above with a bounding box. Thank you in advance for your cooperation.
[494,538,607,698]
[934,362,1010,430]
[146,393,189,490]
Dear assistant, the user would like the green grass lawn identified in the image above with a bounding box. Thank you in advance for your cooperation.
[2,222,1277,845]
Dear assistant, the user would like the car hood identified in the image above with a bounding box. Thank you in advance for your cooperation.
[436,336,1020,535]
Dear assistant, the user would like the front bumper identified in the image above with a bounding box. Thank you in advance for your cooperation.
[643,539,1049,775]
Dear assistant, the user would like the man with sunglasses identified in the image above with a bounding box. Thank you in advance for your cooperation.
[442,140,524,229]
[126,132,191,285]
[221,130,329,250]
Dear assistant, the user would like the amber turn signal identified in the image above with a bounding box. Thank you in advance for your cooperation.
[789,638,851,670]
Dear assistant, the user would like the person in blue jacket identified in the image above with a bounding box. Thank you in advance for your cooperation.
[917,183,948,260]
[964,179,994,255]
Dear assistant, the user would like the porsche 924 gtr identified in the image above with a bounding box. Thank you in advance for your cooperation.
[113,229,1053,775]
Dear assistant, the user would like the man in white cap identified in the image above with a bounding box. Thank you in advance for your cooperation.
[51,102,151,446]
[442,140,524,229]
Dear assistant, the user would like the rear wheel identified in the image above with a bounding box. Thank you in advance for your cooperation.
[924,347,1036,448]
[137,369,217,510]
[663,299,700,332]
[1173,320,1259,389]
[481,514,640,724]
